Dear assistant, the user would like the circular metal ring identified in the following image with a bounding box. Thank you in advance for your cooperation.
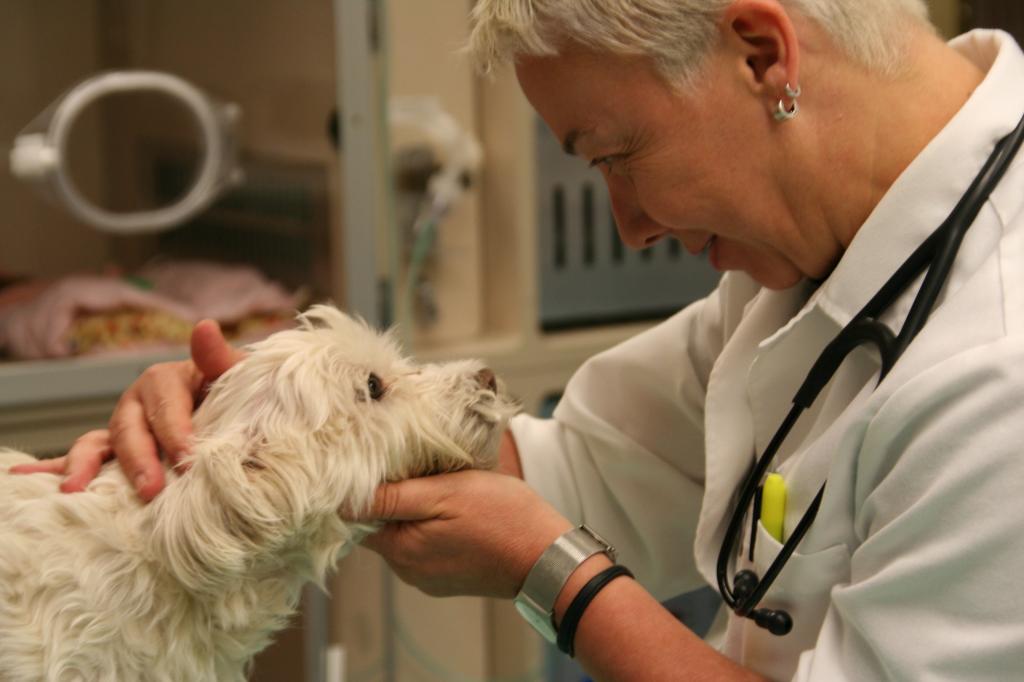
[20,71,239,234]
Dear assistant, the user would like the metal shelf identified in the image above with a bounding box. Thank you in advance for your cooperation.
[0,349,187,409]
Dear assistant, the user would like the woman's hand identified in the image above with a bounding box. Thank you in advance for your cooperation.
[361,469,573,598]
[9,320,244,501]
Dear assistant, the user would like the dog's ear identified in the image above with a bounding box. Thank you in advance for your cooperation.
[242,456,267,472]
[238,436,271,475]
[148,439,256,591]
[150,432,360,593]
[298,304,358,332]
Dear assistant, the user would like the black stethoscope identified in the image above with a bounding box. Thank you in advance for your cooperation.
[716,111,1024,637]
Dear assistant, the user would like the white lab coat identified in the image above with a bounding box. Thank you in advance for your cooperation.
[510,30,1024,680]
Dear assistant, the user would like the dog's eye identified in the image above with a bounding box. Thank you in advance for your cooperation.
[367,373,385,401]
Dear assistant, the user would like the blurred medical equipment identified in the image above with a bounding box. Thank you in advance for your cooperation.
[9,70,242,234]
[390,96,481,327]
[717,111,1024,637]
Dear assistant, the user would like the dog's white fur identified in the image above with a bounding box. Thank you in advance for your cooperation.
[0,306,516,682]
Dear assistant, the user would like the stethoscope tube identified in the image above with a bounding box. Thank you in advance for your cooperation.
[716,111,1024,636]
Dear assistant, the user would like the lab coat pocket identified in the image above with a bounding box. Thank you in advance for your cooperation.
[751,520,851,600]
[732,521,851,680]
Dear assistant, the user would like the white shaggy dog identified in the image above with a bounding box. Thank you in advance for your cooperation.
[0,306,516,682]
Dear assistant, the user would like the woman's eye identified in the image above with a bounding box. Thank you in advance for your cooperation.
[367,373,385,401]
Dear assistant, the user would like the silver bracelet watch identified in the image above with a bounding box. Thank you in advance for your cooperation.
[513,525,617,643]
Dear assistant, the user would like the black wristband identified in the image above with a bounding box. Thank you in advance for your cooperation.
[556,564,634,657]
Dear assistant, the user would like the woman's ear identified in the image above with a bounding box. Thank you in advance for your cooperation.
[720,0,801,99]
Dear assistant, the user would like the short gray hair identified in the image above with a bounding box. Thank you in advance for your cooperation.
[467,0,932,86]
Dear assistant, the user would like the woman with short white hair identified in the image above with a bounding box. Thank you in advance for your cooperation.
[30,0,1024,679]
[370,3,1024,678]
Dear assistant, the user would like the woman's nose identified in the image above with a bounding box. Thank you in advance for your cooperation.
[607,179,661,250]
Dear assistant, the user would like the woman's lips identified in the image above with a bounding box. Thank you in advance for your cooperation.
[683,235,714,256]
[699,236,715,258]
[696,236,723,271]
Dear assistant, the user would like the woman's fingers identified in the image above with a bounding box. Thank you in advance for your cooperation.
[357,479,447,555]
[104,322,244,500]
[108,396,167,501]
[191,319,245,380]
[60,430,113,492]
[135,361,202,468]
[359,521,402,554]
[8,456,69,476]
[112,358,207,497]
[10,321,246,504]
[117,324,243,475]
[358,471,571,599]
[368,479,445,522]
[7,430,112,493]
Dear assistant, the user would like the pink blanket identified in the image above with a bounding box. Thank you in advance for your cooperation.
[0,261,302,360]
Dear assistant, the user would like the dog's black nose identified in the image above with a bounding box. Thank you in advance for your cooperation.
[475,368,497,393]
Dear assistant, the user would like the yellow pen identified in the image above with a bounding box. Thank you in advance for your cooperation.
[760,473,787,543]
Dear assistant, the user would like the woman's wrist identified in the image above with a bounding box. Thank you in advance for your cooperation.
[511,514,575,594]
[552,552,615,628]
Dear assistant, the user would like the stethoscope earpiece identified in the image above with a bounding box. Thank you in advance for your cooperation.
[731,569,793,636]
[751,608,793,636]
[732,569,759,601]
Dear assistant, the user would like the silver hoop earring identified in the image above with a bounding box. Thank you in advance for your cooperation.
[774,82,801,122]
[774,98,799,121]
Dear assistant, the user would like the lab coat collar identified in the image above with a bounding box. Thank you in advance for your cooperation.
[816,29,1024,328]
